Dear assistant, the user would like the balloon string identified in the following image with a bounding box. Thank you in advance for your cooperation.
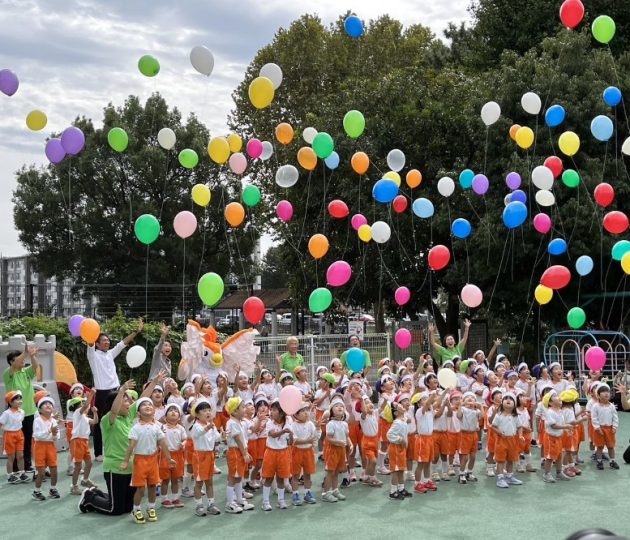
[299,171,312,248]
[464,239,470,283]
[517,295,536,360]
[321,164,327,236]
[68,159,73,247]
[577,276,582,306]
[605,275,627,329]
[357,174,362,214]
[158,151,172,222]
[483,128,489,174]
[182,239,186,317]
[446,201,455,266]
[145,245,149,319]
[196,207,208,283]
[525,234,545,302]
[486,233,510,314]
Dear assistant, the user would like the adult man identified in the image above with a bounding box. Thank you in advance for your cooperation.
[339,334,372,373]
[428,320,471,366]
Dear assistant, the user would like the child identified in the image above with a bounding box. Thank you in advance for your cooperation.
[225,397,254,513]
[386,401,410,500]
[542,391,573,482]
[358,396,382,487]
[446,391,462,477]
[345,380,364,484]
[377,374,396,475]
[431,385,450,481]
[190,400,221,516]
[159,403,187,509]
[294,366,313,401]
[457,392,482,483]
[254,362,279,402]
[536,385,554,465]
[32,396,61,501]
[65,382,84,476]
[248,394,269,489]
[560,389,584,477]
[290,401,317,505]
[213,371,233,433]
[181,397,197,498]
[314,373,334,457]
[233,364,254,403]
[491,393,522,488]
[516,393,536,473]
[591,383,620,470]
[485,388,502,477]
[150,384,166,423]
[1,391,27,484]
[322,396,351,503]
[413,390,439,493]
[121,397,175,524]
[262,401,293,511]
[68,389,98,495]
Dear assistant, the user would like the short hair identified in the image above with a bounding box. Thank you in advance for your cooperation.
[349,334,360,342]
[6,350,22,366]
[286,336,299,345]
[96,333,109,344]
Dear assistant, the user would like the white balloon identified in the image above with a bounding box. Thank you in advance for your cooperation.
[259,63,283,90]
[275,164,299,188]
[481,101,501,126]
[531,166,554,190]
[157,128,176,150]
[371,221,391,244]
[387,149,405,172]
[535,189,555,207]
[190,46,214,76]
[521,92,542,115]
[504,194,512,206]
[622,137,630,156]
[303,127,318,144]
[260,141,274,161]
[126,345,147,368]
[437,176,455,197]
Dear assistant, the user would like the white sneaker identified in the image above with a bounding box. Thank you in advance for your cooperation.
[277,499,288,509]
[431,472,441,481]
[332,489,346,501]
[262,501,272,511]
[378,466,391,475]
[486,467,495,478]
[66,467,75,477]
[496,476,509,488]
[557,471,571,481]
[225,502,243,514]
[321,492,338,503]
[543,473,556,483]
[506,475,522,485]
[237,500,254,511]
[242,490,253,499]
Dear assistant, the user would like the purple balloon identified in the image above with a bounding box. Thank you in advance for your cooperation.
[68,314,85,337]
[511,189,527,204]
[472,174,489,195]
[61,127,85,156]
[0,69,19,96]
[505,172,521,190]
[45,139,66,164]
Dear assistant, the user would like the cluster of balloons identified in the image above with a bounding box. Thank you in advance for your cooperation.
[45,126,86,164]
[249,63,282,109]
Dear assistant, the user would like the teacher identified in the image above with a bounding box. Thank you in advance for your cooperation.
[428,320,471,366]
[277,336,304,373]
[340,335,372,373]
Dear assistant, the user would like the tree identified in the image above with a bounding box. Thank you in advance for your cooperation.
[261,245,293,289]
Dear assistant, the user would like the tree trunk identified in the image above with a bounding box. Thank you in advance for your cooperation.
[374,301,386,333]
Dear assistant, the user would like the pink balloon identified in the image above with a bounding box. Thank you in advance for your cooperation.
[585,346,606,371]
[278,385,303,415]
[327,261,352,287]
[395,328,412,349]
[173,210,198,239]
[351,213,368,231]
[460,284,483,308]
[229,152,247,175]
[246,138,263,159]
[533,213,552,234]
[394,286,410,306]
[276,200,293,222]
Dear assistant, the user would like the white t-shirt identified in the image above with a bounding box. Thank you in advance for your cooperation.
[0,408,24,431]
[325,419,349,444]
[212,388,234,411]
[314,388,332,411]
[360,411,379,437]
[243,418,256,441]
[562,407,576,425]
[154,406,166,423]
[71,409,91,440]
[591,403,619,429]
[471,381,489,404]
[266,420,291,449]
[406,407,417,433]
[191,422,219,451]
[291,420,316,449]
[433,407,448,431]
[515,379,535,400]
[457,374,473,392]
[460,407,481,432]
[258,383,279,402]
[492,413,518,437]
[33,416,59,441]
[86,341,126,390]
[447,411,461,433]
[167,395,186,408]
[226,418,246,448]
[161,423,187,451]
[235,388,254,403]
[415,408,434,435]
[516,408,531,430]
[534,402,546,421]
[294,381,312,396]
[544,408,565,437]
[128,421,164,455]
[552,379,569,395]
[387,418,408,444]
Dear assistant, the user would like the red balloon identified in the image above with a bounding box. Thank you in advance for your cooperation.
[594,183,615,207]
[428,245,451,271]
[243,296,265,325]
[559,0,585,29]
[540,265,571,290]
[603,211,629,235]
[392,195,408,214]
[544,156,563,179]
[328,199,349,219]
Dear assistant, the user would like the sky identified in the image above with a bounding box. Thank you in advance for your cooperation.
[0,0,471,258]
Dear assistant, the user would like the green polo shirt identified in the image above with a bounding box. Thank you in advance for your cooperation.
[3,366,36,416]
[280,352,304,373]
[101,401,138,475]
[436,345,464,366]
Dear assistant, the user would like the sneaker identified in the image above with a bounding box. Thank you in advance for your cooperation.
[161,499,174,509]
[237,500,255,511]
[526,465,538,473]
[95,455,104,462]
[563,468,576,478]
[414,482,427,493]
[610,460,620,470]
[172,498,184,508]
[596,460,604,470]
[405,471,415,481]
[277,500,288,510]
[486,467,495,478]
[242,490,253,499]
[66,466,74,476]
[262,501,273,511]
[146,508,158,522]
[332,489,346,501]
[506,475,522,485]
[214,466,222,474]
[458,474,467,484]
[32,490,46,501]
[19,473,29,483]
[132,510,146,524]
[378,466,391,476]
[496,476,509,488]
[81,478,97,488]
[531,439,538,447]
[181,486,194,498]
[447,466,456,476]
[8,473,20,484]
[321,492,338,503]
[399,488,412,498]
[590,452,597,461]
[292,493,303,506]
[350,471,357,482]
[465,473,478,482]
[431,472,441,481]
[517,465,526,473]
[543,472,556,483]
[207,503,221,515]
[225,502,243,514]
[424,480,438,491]
[571,466,582,476]
[340,477,350,488]
[602,453,610,461]
[70,485,82,496]
[388,491,403,500]
[440,472,451,481]
[303,492,317,504]
[557,471,571,481]
[576,457,585,464]
[49,488,61,499]
[195,504,207,517]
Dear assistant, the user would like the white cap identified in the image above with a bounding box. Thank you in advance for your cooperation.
[69,383,84,395]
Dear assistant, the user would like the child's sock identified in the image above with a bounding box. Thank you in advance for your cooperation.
[377,452,385,469]
[194,498,202,507]
[441,461,448,474]
[226,486,235,504]
[525,454,532,466]
[390,484,397,494]
[397,483,405,492]
[262,485,271,503]
[277,488,285,501]
[148,502,155,510]
[133,504,141,512]
[234,481,243,502]
[208,497,214,505]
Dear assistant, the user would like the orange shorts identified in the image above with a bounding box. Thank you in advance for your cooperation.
[324,444,347,472]
[248,438,267,462]
[65,421,73,443]
[184,438,195,465]
[227,447,247,478]
[159,449,185,480]
[132,453,160,487]
[70,438,91,463]
[545,434,563,461]
[361,435,379,461]
[406,433,417,461]
[432,431,448,456]
[588,418,594,442]
[214,413,228,431]
[262,447,291,479]
[519,431,532,453]
[193,450,215,482]
[415,434,434,463]
[388,443,407,472]
[537,418,546,441]
[291,447,316,475]
[3,430,24,455]
[495,435,519,463]
[378,418,392,443]
[34,440,57,468]
[573,425,582,448]
[349,422,363,448]
[562,431,575,452]
[447,432,461,456]
[592,425,616,449]
[459,431,478,456]
[577,422,585,443]
[486,429,497,454]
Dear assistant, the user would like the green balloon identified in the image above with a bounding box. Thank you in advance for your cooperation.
[179,148,199,169]
[612,240,630,261]
[312,132,334,159]
[567,307,586,329]
[198,272,224,307]
[242,185,261,207]
[343,110,365,139]
[134,214,160,245]
[562,169,580,188]
[309,287,333,313]
[592,15,616,44]
[108,127,128,152]
[138,55,160,77]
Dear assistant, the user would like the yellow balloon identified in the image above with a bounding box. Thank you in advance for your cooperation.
[227,134,242,153]
[535,284,553,305]
[192,184,211,207]
[26,110,47,131]
[558,131,580,157]
[358,224,372,243]
[515,126,535,149]
[208,137,230,164]
[622,252,630,275]
[383,171,401,187]
[248,76,275,109]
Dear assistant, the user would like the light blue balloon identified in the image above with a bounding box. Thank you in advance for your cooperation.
[612,240,630,261]
[324,151,340,170]
[603,86,622,107]
[545,105,566,128]
[591,115,614,142]
[459,169,474,189]
[502,201,528,229]
[511,189,527,204]
[548,238,568,256]
[575,255,594,277]
[346,347,365,372]
[451,218,472,239]
[412,198,434,219]
[372,179,399,203]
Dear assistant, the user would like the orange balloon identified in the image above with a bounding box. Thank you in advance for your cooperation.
[79,318,101,344]
[406,169,422,188]
[225,202,245,227]
[308,234,329,259]
[297,146,317,171]
[351,152,369,175]
[275,122,294,145]
[509,124,521,141]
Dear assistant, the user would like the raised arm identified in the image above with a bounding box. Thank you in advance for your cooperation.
[487,338,500,366]
[27,345,40,374]
[458,319,472,350]
[141,369,167,399]
[109,380,136,425]
[123,319,144,346]
[427,323,442,352]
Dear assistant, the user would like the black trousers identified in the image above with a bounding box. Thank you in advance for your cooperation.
[13,414,34,472]
[93,388,118,456]
[84,471,136,515]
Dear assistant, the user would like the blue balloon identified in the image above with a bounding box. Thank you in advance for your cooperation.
[603,86,622,107]
[511,189,527,204]
[575,255,594,277]
[612,240,630,261]
[459,169,474,189]
[545,104,566,128]
[324,151,340,170]
[451,218,472,239]
[502,201,528,229]
[591,115,614,142]
[548,238,568,256]
[346,347,365,372]
[344,15,364,38]
[412,198,434,219]
[372,179,399,203]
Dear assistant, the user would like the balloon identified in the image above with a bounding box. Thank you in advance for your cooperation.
[108,127,128,152]
[515,127,535,149]
[344,15,364,38]
[535,284,553,305]
[481,101,501,126]
[437,368,457,390]
[242,185,261,207]
[387,149,405,172]
[325,151,340,170]
[346,348,365,372]
[259,63,283,89]
[198,272,224,307]
[173,211,197,239]
[0,69,19,96]
[560,0,585,29]
[328,200,349,219]
[261,141,273,160]
[393,195,408,214]
[308,234,329,259]
[412,198,434,218]
[138,55,160,77]
[461,284,483,308]
[275,123,294,145]
[532,166,554,190]
[535,190,556,207]
[207,137,229,164]
[428,245,450,270]
[343,110,365,138]
[190,45,214,76]
[372,179,399,203]
[68,315,85,337]
[505,172,521,190]
[594,183,615,207]
[603,211,629,234]
[358,224,372,243]
[225,202,245,227]
[134,214,160,244]
[460,169,474,189]
[279,385,304,415]
[45,139,66,164]
[503,201,528,229]
[395,287,411,306]
[158,128,176,150]
[567,307,586,329]
[591,115,614,142]
[545,104,566,127]
[351,214,368,231]
[540,265,571,290]
[312,132,334,159]
[471,174,489,195]
[603,86,622,107]
[612,240,630,261]
[192,184,211,207]
[383,171,401,186]
[351,151,369,174]
[623,252,630,275]
[26,110,47,131]
[437,177,455,197]
[179,148,199,169]
[509,124,521,141]
[511,189,527,204]
[558,131,580,156]
[79,318,100,344]
[276,164,299,188]
[126,345,147,369]
[504,194,513,206]
[297,146,317,170]
[243,296,265,325]
[309,287,332,313]
[303,127,318,144]
[548,238,568,256]
[371,221,391,244]
[592,15,616,44]
[575,255,594,277]
[521,92,542,115]
[276,200,293,222]
[452,218,472,239]
[585,346,606,371]
[544,156,563,178]
[561,169,580,188]
[229,152,247,175]
[406,169,422,188]
[395,328,412,349]
[246,138,263,159]
[327,261,352,287]
[248,76,274,109]
[533,213,552,234]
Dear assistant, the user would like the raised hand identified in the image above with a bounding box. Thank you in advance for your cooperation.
[464,319,472,329]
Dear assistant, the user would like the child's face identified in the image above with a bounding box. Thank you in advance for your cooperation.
[270,406,282,422]
[502,397,515,410]
[450,396,461,409]
[349,383,362,398]
[399,398,410,411]
[281,378,294,387]
[428,377,438,390]
[262,372,273,383]
[550,395,562,408]
[383,380,394,392]
[217,375,227,387]
[166,379,177,392]
[237,375,249,390]
[183,387,194,398]
[71,388,84,398]
[245,403,255,417]
[463,396,476,408]
[519,368,530,378]
[296,369,307,381]
[152,389,163,405]
[488,373,498,385]
[332,362,342,373]
[507,376,517,386]
[294,408,308,422]
[199,408,213,423]
[39,403,53,416]
[201,382,212,395]
[319,380,330,390]
[401,379,412,392]
[475,370,484,382]
[257,404,269,417]
[496,365,506,375]
[11,397,23,408]
[331,403,345,419]
[139,401,155,417]
[599,390,610,402]
[166,408,180,423]
[493,393,502,405]
[232,403,245,420]
[520,395,530,407]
